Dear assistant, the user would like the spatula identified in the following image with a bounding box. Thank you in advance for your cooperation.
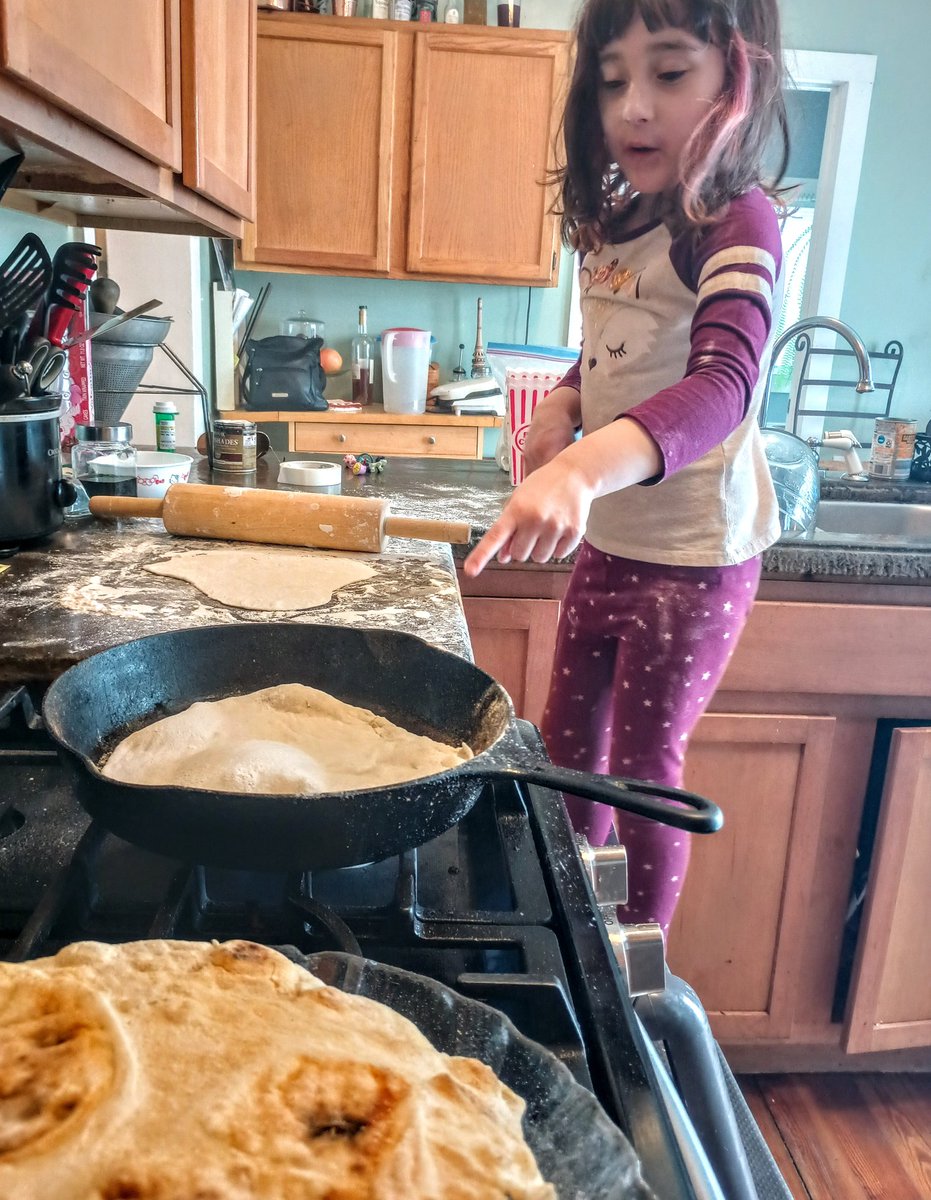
[43,241,101,346]
[0,233,51,329]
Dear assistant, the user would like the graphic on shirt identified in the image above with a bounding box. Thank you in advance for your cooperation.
[580,259,643,298]
[582,293,658,376]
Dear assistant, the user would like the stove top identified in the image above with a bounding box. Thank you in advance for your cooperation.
[0,686,697,1198]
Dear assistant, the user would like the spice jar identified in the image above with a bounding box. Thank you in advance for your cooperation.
[71,423,137,499]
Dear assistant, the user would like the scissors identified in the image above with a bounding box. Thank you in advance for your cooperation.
[16,335,67,396]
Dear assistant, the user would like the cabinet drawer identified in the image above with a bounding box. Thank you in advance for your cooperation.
[293,422,483,459]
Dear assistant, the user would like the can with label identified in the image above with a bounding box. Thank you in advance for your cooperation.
[212,419,257,473]
[870,417,918,480]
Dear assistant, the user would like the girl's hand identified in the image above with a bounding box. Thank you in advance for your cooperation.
[463,457,595,576]
[464,417,663,578]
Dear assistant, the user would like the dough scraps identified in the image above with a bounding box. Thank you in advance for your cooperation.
[144,547,376,610]
[100,682,473,794]
[0,939,555,1199]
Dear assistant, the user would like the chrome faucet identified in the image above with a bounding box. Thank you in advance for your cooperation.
[761,316,875,428]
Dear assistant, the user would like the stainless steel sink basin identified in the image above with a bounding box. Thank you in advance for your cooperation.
[811,500,931,546]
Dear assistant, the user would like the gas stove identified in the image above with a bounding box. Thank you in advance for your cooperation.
[0,685,787,1200]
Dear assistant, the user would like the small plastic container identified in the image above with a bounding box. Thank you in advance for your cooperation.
[72,423,137,499]
[153,400,178,452]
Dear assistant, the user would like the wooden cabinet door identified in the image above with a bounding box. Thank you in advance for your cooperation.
[242,19,399,272]
[0,0,182,169]
[180,0,255,219]
[462,596,560,727]
[844,727,931,1053]
[667,713,835,1042]
[407,30,567,285]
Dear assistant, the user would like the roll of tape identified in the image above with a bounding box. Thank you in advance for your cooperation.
[278,460,342,487]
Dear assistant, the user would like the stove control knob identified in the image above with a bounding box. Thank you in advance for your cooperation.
[618,921,666,997]
[576,836,628,906]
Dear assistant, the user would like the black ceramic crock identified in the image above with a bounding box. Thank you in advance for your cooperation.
[0,394,75,546]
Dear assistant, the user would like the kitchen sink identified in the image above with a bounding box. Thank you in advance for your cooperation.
[812,500,931,546]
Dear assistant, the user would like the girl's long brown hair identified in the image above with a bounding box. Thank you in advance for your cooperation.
[556,0,789,250]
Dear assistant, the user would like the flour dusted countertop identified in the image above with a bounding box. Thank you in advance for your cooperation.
[0,455,470,686]
[315,454,931,583]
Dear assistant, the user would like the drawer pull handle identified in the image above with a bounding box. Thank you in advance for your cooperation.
[337,434,347,443]
[427,435,437,445]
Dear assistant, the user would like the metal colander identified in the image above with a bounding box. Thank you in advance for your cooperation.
[90,313,172,424]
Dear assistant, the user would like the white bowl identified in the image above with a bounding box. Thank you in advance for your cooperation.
[134,452,193,498]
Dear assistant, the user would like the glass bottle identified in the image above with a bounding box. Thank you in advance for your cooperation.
[71,422,137,499]
[351,305,375,406]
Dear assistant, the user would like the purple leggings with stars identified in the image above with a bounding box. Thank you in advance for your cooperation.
[540,542,762,933]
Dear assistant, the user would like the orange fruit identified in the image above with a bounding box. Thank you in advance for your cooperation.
[320,347,343,374]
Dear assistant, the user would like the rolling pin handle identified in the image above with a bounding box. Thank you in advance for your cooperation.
[89,495,166,519]
[383,516,472,545]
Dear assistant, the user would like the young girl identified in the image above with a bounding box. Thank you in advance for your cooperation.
[464,0,789,934]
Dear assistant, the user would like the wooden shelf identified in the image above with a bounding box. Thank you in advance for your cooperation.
[218,405,501,461]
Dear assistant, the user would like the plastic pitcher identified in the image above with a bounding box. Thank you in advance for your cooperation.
[380,328,431,414]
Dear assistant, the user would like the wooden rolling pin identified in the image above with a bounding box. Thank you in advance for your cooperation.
[89,483,472,552]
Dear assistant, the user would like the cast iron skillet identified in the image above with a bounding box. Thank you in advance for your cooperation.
[42,623,722,871]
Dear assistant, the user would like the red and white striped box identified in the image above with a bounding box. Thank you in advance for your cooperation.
[59,298,95,454]
[505,369,563,485]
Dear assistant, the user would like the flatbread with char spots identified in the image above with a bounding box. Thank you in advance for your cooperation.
[0,940,555,1199]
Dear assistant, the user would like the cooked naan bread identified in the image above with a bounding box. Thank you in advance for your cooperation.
[100,683,473,795]
[0,940,555,1200]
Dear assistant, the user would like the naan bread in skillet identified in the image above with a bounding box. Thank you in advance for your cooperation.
[0,940,555,1200]
[100,683,473,794]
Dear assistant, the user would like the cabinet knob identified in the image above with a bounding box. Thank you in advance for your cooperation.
[337,434,347,444]
[426,435,437,445]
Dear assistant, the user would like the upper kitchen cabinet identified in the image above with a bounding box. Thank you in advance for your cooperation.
[0,0,255,236]
[243,18,399,274]
[406,31,567,283]
[0,0,182,169]
[240,15,570,286]
[180,0,256,220]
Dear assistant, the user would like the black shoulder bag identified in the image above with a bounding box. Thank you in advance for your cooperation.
[240,335,328,411]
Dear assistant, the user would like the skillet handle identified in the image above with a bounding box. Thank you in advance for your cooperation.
[463,762,723,834]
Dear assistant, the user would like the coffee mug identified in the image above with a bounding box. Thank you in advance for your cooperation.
[910,432,931,482]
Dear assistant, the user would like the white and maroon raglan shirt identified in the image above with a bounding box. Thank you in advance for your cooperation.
[561,187,783,566]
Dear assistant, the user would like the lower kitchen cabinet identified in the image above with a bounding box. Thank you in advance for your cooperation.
[459,563,931,1066]
[844,725,931,1054]
[461,596,561,727]
[668,713,836,1042]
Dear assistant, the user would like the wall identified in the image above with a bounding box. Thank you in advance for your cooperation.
[780,0,930,427]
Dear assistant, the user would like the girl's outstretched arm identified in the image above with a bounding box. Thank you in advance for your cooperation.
[463,416,661,576]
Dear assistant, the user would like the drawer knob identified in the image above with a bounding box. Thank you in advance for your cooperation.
[337,434,347,443]
[427,435,437,445]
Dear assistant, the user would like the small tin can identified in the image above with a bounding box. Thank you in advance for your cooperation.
[212,419,257,473]
[870,417,918,480]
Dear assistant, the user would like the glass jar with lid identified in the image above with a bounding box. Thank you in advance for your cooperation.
[280,309,325,340]
[71,422,137,499]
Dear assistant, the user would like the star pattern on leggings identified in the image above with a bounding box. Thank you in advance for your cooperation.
[542,549,761,934]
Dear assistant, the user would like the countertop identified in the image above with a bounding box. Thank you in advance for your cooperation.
[4,450,929,687]
[271,453,931,584]
[0,454,470,686]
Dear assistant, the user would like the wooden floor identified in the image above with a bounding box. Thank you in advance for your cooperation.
[738,1074,931,1199]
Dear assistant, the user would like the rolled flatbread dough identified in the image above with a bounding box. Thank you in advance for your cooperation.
[144,547,376,610]
[101,682,473,794]
[0,939,555,1199]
